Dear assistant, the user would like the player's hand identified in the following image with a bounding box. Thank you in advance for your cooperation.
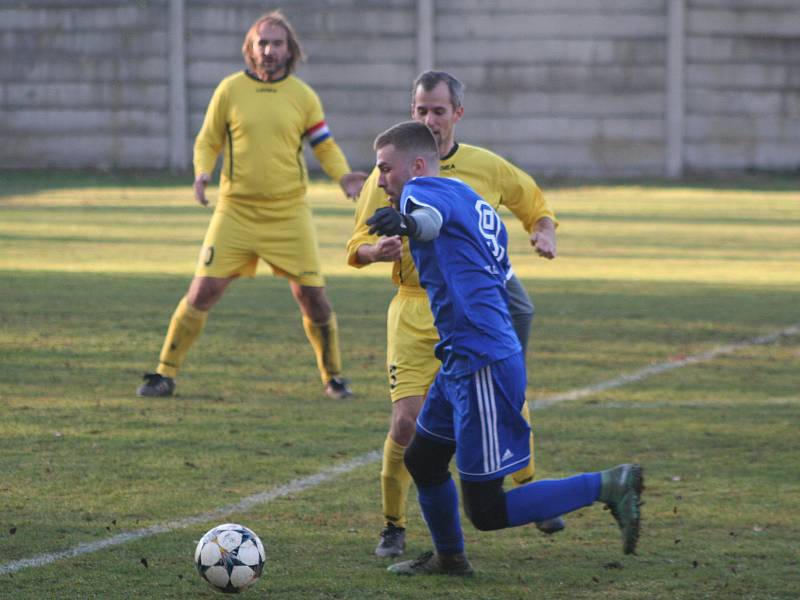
[531,226,556,259]
[367,207,416,237]
[372,236,403,262]
[193,173,211,206]
[340,171,368,201]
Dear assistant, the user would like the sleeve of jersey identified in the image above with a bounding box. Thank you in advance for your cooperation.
[309,128,351,183]
[495,158,558,233]
[402,180,450,223]
[193,82,228,177]
[303,90,351,183]
[345,168,384,268]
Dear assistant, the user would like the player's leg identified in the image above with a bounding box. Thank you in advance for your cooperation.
[387,425,473,574]
[289,282,351,399]
[375,394,423,557]
[505,273,534,355]
[376,291,440,557]
[261,197,351,398]
[137,276,234,397]
[486,464,643,554]
[506,274,565,533]
[456,354,643,555]
[387,375,473,576]
[138,202,253,397]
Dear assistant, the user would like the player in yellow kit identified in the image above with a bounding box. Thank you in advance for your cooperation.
[137,10,366,400]
[347,71,562,557]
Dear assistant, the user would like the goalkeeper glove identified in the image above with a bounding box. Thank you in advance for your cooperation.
[366,207,418,237]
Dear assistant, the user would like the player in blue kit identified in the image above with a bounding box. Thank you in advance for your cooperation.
[366,121,644,576]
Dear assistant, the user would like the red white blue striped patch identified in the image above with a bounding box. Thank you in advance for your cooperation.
[306,120,331,147]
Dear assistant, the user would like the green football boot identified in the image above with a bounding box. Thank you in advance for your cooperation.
[599,464,644,554]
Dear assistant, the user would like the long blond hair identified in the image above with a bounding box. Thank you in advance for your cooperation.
[241,10,306,74]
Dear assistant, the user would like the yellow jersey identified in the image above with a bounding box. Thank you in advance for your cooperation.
[346,142,557,287]
[194,71,350,204]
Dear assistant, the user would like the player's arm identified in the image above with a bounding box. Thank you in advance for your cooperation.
[531,216,556,259]
[346,168,403,266]
[304,89,367,200]
[355,235,404,264]
[367,204,442,242]
[192,83,228,206]
[495,158,558,258]
[310,134,367,200]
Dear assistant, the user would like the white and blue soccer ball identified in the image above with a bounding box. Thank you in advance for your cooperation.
[194,523,266,593]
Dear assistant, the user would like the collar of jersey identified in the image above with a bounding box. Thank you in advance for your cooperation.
[440,142,459,161]
[244,69,290,84]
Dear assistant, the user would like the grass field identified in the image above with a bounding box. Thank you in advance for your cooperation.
[1,171,798,598]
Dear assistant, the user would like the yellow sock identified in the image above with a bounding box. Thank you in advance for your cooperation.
[511,401,536,486]
[381,435,412,528]
[302,313,342,383]
[156,297,208,378]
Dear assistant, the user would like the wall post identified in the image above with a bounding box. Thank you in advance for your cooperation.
[666,0,686,178]
[168,0,188,172]
[416,0,434,75]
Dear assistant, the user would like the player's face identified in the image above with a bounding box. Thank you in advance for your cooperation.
[412,81,464,157]
[252,22,291,81]
[376,144,414,206]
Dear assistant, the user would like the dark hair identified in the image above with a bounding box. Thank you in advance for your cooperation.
[411,70,465,110]
[242,10,306,74]
[374,121,439,164]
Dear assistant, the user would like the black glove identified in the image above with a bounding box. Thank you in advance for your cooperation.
[366,206,418,237]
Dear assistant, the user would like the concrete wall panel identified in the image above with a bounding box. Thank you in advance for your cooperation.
[1,0,798,175]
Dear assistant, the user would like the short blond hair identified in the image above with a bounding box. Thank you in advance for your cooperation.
[374,121,439,165]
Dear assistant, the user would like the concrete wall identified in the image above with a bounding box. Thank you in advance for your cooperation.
[1,0,798,177]
[685,0,800,171]
[0,2,171,168]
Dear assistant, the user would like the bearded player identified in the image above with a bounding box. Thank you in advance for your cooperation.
[138,10,366,400]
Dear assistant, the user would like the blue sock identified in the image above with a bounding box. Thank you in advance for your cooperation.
[417,477,464,555]
[505,473,601,527]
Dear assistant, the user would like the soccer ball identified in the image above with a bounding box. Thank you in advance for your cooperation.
[194,523,265,593]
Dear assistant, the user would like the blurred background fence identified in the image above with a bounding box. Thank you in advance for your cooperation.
[1,0,798,177]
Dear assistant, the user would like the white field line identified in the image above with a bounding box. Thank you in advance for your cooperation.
[0,451,381,576]
[530,323,800,409]
[1,323,797,576]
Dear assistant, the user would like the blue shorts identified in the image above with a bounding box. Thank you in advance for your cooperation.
[416,352,530,482]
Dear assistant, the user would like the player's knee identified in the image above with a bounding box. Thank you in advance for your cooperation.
[187,276,230,310]
[403,434,453,486]
[292,284,332,322]
[461,478,509,531]
[389,414,417,446]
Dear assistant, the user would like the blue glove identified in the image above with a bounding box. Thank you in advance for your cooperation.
[366,207,418,237]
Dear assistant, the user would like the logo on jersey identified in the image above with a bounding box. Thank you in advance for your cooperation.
[474,199,505,263]
[441,163,456,171]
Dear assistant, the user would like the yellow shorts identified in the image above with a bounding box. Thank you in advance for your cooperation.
[195,195,324,287]
[386,286,440,402]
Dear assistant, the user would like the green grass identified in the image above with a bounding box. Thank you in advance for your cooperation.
[1,171,799,598]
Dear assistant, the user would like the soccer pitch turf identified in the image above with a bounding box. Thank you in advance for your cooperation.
[1,172,798,598]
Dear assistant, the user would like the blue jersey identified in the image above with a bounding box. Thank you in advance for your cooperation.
[400,177,521,375]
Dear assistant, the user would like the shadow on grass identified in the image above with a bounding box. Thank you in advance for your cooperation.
[3,270,797,357]
[2,169,799,199]
[541,171,800,192]
[0,169,194,198]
